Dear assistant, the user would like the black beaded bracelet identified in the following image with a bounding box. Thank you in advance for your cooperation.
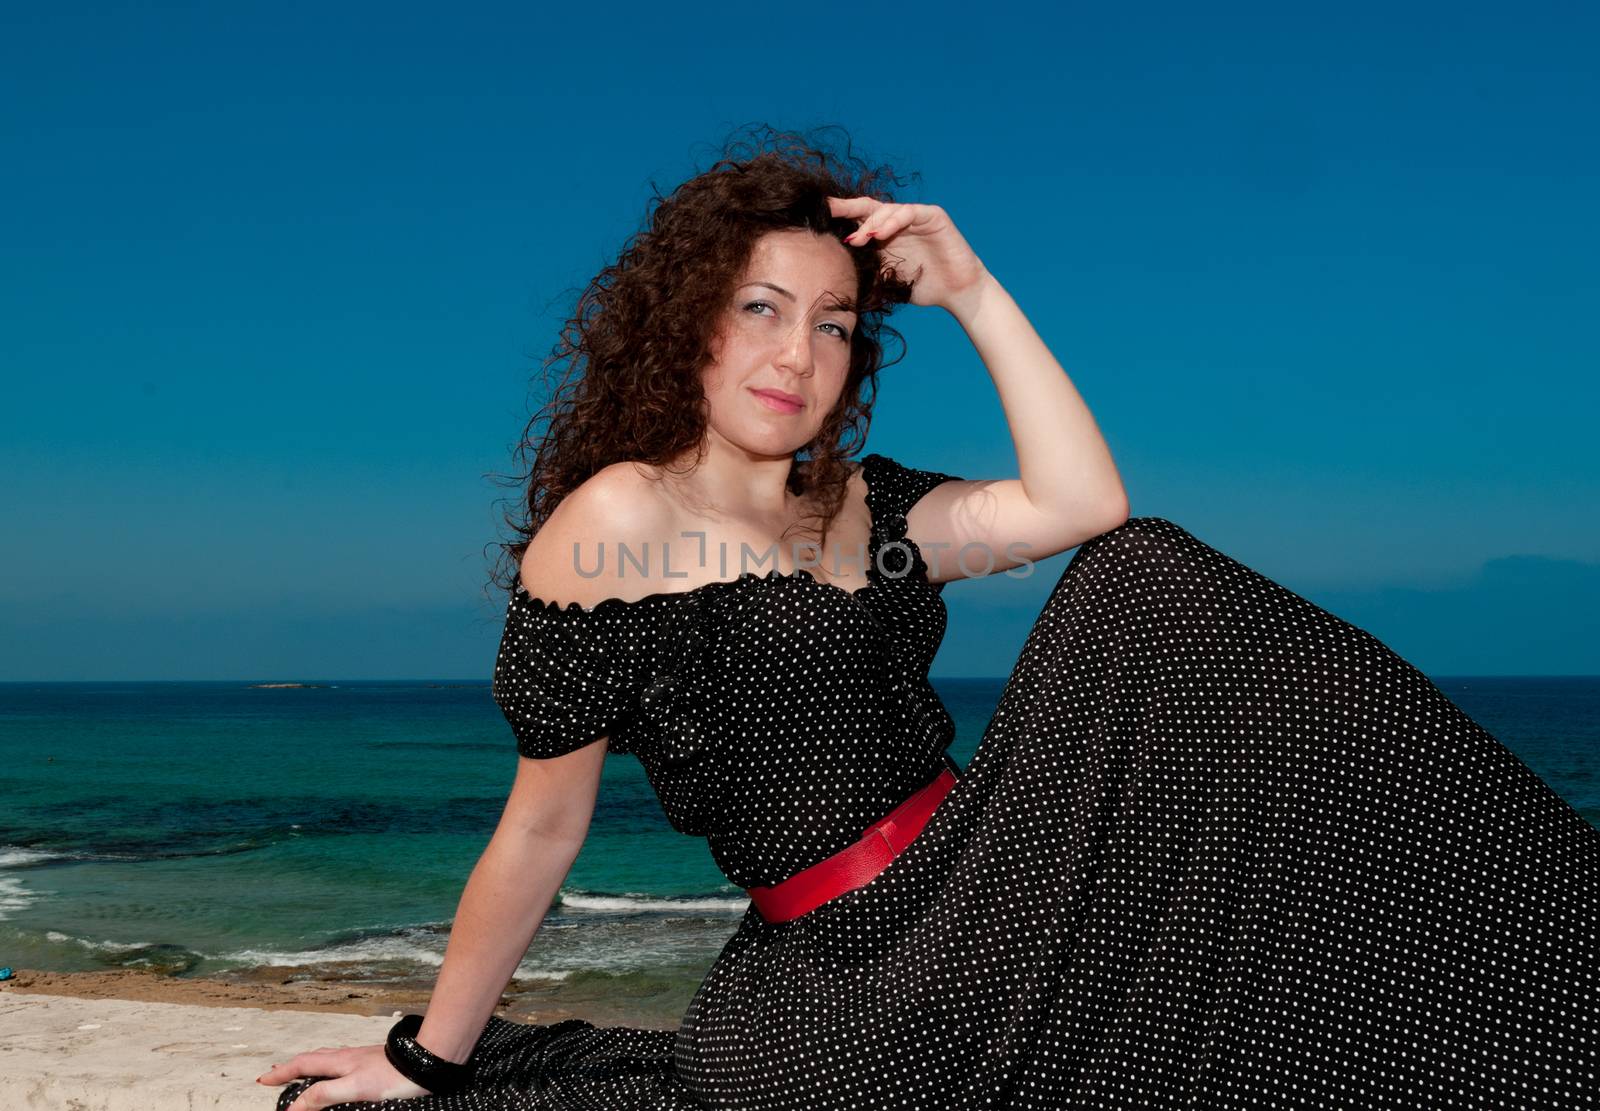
[384,1013,472,1095]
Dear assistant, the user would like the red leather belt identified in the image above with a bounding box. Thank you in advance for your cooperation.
[745,765,958,924]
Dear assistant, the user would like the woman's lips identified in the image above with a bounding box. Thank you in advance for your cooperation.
[751,388,803,414]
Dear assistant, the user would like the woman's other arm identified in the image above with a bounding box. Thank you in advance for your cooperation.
[413,472,652,1059]
[258,743,606,1107]
[415,741,608,1062]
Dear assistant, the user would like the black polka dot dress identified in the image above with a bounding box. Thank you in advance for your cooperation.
[276,453,1600,1110]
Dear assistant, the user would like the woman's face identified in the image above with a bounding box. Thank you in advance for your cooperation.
[699,228,859,460]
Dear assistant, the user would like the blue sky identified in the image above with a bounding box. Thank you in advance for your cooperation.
[3,2,1596,679]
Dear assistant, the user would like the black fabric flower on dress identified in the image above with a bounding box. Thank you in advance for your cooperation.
[867,511,932,587]
[636,591,716,768]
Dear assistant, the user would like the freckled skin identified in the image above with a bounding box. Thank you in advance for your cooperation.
[696,228,859,465]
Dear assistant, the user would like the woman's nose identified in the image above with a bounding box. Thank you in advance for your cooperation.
[774,329,815,376]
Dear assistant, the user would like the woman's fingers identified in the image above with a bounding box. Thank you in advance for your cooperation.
[257,1048,340,1085]
[828,194,892,243]
[284,1076,350,1111]
[826,194,878,217]
[843,200,890,243]
[844,202,923,246]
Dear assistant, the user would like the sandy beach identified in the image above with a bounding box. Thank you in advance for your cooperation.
[0,967,676,1110]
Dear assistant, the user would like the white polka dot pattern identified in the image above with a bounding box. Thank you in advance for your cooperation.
[489,453,965,877]
[276,458,1600,1109]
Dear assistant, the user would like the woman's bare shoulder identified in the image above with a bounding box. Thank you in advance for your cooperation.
[518,462,676,608]
[573,459,676,521]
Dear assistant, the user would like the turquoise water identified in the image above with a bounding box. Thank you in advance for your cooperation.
[2,677,1596,1023]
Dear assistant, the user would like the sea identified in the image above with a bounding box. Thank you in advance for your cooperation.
[2,677,1596,1028]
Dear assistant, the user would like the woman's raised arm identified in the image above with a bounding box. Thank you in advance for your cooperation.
[831,196,1130,582]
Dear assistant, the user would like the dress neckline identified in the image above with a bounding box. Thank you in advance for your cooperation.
[512,564,874,615]
[511,454,920,616]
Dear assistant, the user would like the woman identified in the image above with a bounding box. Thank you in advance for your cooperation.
[261,127,1600,1109]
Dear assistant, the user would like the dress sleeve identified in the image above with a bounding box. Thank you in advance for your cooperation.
[860,453,966,591]
[861,453,965,519]
[490,593,653,760]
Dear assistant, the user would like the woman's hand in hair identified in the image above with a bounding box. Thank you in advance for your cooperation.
[828,196,991,316]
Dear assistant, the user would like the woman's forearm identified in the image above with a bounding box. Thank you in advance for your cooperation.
[948,272,1128,518]
[413,829,586,1064]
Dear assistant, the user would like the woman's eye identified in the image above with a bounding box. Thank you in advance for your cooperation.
[744,301,849,341]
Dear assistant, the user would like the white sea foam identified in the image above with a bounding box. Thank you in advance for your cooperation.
[221,933,449,970]
[557,889,749,915]
[514,968,573,981]
[44,932,152,953]
[0,846,67,869]
[217,935,651,980]
[0,875,41,920]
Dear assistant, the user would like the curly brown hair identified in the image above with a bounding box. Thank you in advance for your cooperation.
[485,122,923,599]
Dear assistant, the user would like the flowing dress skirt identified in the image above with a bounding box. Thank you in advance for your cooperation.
[274,517,1599,1110]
